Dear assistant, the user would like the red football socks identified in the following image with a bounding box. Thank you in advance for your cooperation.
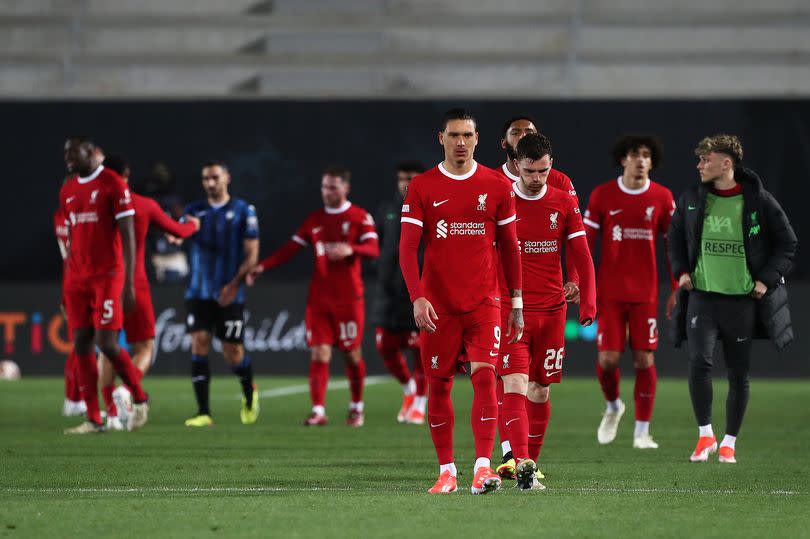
[309,360,329,407]
[380,350,411,385]
[345,358,366,403]
[101,384,118,417]
[75,352,102,425]
[496,376,507,450]
[527,399,551,461]
[597,363,621,402]
[501,392,529,461]
[470,367,498,460]
[634,365,657,422]
[64,350,81,401]
[427,376,455,464]
[412,349,426,396]
[108,348,147,403]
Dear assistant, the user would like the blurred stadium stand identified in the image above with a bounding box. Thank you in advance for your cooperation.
[2,0,810,97]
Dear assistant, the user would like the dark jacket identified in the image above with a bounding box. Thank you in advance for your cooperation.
[668,167,798,351]
[370,195,419,332]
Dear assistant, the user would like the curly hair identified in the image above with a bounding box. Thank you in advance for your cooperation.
[612,135,663,169]
[694,134,743,166]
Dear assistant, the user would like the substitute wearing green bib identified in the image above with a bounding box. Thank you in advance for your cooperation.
[692,190,754,295]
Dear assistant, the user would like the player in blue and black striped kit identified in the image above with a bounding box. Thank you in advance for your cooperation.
[180,160,260,427]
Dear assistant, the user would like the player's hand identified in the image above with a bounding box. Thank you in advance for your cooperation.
[506,308,524,344]
[185,215,201,231]
[413,297,438,333]
[165,233,183,246]
[325,242,353,261]
[665,290,677,320]
[581,318,593,327]
[750,280,768,299]
[563,282,580,304]
[245,264,264,286]
[122,285,136,314]
[218,282,238,306]
[678,273,694,291]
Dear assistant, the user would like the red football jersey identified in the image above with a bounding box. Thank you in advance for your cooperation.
[401,161,516,314]
[584,176,675,303]
[131,193,197,285]
[497,162,580,206]
[500,183,585,312]
[293,202,377,306]
[58,166,134,279]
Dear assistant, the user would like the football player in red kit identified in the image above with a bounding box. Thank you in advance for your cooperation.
[96,155,199,430]
[494,115,586,477]
[247,166,379,427]
[584,135,677,449]
[496,133,596,490]
[58,137,150,434]
[399,109,523,495]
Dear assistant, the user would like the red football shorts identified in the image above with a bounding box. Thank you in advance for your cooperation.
[123,283,156,343]
[420,302,501,378]
[305,302,365,352]
[597,300,659,352]
[63,274,125,331]
[375,327,420,353]
[499,306,567,385]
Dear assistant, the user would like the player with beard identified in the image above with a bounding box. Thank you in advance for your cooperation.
[400,108,523,494]
[493,115,585,479]
[59,137,150,434]
[247,166,379,427]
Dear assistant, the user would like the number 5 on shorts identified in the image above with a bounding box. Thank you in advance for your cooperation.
[102,299,114,323]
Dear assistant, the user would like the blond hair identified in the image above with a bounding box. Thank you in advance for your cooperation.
[694,134,744,165]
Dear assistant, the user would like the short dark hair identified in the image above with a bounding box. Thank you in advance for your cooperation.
[396,160,425,174]
[515,133,553,161]
[104,154,129,176]
[500,115,538,139]
[611,135,663,169]
[66,136,96,148]
[202,160,229,172]
[441,108,477,132]
[323,164,351,183]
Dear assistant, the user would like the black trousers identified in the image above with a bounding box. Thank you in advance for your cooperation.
[686,290,756,437]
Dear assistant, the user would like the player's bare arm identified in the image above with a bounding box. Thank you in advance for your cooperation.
[118,215,136,314]
[506,289,524,344]
[219,238,259,306]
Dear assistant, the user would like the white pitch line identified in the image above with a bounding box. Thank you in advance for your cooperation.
[222,375,389,400]
[2,486,801,496]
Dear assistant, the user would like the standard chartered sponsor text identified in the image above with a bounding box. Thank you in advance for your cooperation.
[524,240,558,254]
[448,222,485,236]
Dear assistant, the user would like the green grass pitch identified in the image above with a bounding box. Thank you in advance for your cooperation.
[1,375,808,538]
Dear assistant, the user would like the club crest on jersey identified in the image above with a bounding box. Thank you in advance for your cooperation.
[226,210,234,220]
[90,189,99,204]
[502,354,510,369]
[342,222,350,235]
[549,212,559,229]
[431,355,439,369]
[645,206,655,221]
[477,193,488,211]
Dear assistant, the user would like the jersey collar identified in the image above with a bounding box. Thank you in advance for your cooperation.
[617,175,650,195]
[501,162,520,182]
[325,200,352,214]
[77,165,104,184]
[513,180,547,200]
[439,160,477,180]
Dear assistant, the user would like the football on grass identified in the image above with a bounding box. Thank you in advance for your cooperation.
[0,360,21,381]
